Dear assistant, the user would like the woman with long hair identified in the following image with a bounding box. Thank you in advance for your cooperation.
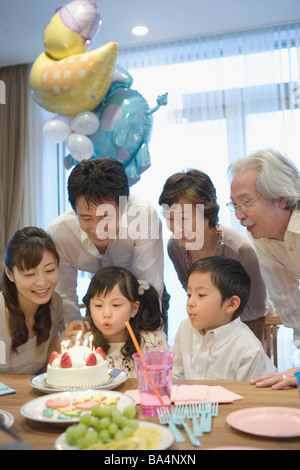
[0,227,88,374]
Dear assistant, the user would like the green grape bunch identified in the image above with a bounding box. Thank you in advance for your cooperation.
[66,404,138,449]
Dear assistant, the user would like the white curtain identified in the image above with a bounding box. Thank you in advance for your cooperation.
[25,22,300,352]
[21,100,68,229]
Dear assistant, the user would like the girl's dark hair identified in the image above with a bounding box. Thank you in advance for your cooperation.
[68,158,129,210]
[159,169,220,228]
[83,266,165,357]
[1,227,59,352]
[187,256,251,320]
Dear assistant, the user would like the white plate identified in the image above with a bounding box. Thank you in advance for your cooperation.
[55,421,174,450]
[20,389,135,425]
[30,369,128,394]
[0,409,14,428]
[226,407,300,438]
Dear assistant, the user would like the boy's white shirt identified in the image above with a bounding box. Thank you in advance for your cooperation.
[171,317,276,381]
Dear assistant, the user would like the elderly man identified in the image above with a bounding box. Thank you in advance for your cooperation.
[228,149,300,341]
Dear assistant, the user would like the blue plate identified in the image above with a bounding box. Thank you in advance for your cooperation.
[0,409,14,428]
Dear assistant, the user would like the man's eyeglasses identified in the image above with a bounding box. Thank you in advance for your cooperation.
[226,195,262,213]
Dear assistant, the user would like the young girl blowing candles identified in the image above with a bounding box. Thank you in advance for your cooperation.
[83,266,169,377]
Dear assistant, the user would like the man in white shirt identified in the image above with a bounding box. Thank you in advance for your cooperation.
[48,158,165,325]
[172,257,276,380]
[228,149,300,340]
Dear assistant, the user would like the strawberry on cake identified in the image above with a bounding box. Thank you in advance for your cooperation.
[46,343,109,389]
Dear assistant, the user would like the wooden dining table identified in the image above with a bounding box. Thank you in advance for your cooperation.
[0,374,300,451]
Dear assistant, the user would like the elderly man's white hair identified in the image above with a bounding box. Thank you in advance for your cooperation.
[228,148,300,211]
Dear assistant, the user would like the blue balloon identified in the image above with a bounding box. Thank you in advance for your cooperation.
[91,88,151,185]
[64,64,168,186]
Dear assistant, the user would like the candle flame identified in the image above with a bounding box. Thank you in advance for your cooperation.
[76,330,83,341]
[89,334,95,352]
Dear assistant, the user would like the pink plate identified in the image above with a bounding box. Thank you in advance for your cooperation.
[226,407,300,438]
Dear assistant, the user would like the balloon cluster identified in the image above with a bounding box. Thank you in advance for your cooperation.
[29,0,167,185]
[42,111,99,160]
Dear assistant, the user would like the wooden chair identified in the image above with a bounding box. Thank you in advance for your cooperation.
[244,316,282,368]
[263,316,282,369]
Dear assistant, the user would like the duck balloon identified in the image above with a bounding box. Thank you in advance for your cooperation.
[29,0,118,116]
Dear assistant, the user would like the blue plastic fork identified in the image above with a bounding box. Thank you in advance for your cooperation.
[157,407,185,443]
[199,401,219,433]
[184,404,202,437]
[172,405,201,447]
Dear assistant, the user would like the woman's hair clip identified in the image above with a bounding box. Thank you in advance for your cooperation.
[138,279,150,296]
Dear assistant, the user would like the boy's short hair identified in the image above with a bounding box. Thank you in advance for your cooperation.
[187,256,251,319]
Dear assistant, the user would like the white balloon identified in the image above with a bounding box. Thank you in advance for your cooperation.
[71,111,100,135]
[42,119,71,143]
[67,133,94,161]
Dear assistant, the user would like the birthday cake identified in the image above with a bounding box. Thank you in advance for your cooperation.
[46,343,110,389]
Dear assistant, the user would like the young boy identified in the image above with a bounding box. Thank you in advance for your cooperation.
[171,256,276,380]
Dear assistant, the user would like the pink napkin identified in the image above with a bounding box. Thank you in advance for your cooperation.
[125,384,243,404]
[172,385,243,404]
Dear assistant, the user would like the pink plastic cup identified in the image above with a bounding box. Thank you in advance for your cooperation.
[133,351,174,416]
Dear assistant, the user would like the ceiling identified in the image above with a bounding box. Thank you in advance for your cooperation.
[0,0,300,67]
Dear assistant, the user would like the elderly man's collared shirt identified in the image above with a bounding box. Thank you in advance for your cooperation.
[249,210,300,337]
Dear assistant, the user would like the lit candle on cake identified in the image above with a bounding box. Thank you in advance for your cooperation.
[89,334,94,352]
[75,330,83,347]
[83,339,88,360]
[60,339,70,354]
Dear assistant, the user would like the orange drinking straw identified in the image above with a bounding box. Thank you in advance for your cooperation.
[125,321,148,369]
[125,321,165,408]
